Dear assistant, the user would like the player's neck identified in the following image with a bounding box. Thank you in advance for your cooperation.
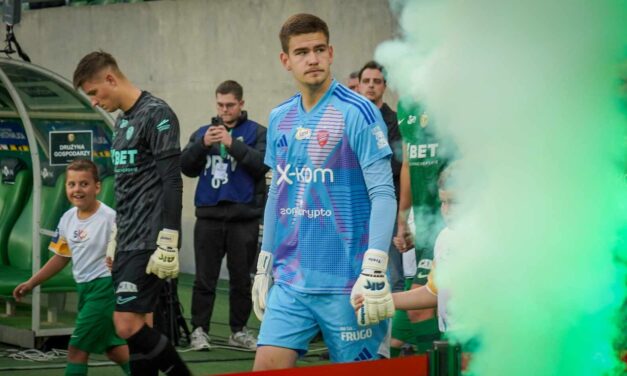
[119,84,142,113]
[300,77,332,112]
[76,200,100,220]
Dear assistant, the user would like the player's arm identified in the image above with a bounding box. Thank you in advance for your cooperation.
[145,107,183,279]
[252,114,279,321]
[395,144,413,251]
[13,250,70,301]
[351,156,397,326]
[392,284,437,311]
[252,167,277,321]
[364,156,397,252]
[228,124,269,179]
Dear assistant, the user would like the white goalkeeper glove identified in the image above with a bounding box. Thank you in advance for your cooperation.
[146,229,179,279]
[252,250,273,321]
[105,223,117,270]
[350,249,395,326]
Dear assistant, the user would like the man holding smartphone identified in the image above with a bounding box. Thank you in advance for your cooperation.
[181,80,268,351]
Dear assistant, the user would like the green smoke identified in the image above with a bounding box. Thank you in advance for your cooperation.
[377,1,627,375]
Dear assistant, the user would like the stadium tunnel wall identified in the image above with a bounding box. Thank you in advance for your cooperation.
[13,0,398,273]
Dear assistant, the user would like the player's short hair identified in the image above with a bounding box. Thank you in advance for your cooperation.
[73,51,122,89]
[279,13,329,53]
[215,80,243,101]
[66,159,100,183]
[348,71,359,79]
[358,60,386,83]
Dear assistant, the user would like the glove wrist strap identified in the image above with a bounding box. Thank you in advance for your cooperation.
[361,249,388,272]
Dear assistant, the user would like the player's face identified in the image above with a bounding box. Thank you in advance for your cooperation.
[66,170,101,213]
[439,189,456,226]
[81,71,120,112]
[280,32,334,89]
[216,93,244,127]
[358,68,386,106]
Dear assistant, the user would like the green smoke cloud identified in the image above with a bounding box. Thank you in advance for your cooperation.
[376,1,627,375]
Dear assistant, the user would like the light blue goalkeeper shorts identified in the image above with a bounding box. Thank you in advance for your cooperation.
[258,283,390,362]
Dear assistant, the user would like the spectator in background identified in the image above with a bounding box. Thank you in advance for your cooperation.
[181,80,267,351]
[358,60,404,293]
[346,71,359,91]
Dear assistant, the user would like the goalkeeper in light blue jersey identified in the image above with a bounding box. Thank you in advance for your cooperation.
[251,13,397,370]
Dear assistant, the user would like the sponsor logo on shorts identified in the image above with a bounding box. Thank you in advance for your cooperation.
[116,281,138,293]
[341,328,373,342]
[116,296,137,305]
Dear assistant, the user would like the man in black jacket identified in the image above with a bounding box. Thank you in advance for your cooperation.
[181,80,267,351]
[358,61,404,293]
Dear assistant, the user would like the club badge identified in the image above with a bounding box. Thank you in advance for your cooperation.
[420,113,429,128]
[317,130,329,147]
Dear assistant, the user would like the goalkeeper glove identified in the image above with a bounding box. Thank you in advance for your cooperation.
[252,250,273,321]
[146,229,179,279]
[105,223,117,270]
[350,249,395,326]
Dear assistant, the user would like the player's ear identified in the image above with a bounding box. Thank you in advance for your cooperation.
[105,72,117,87]
[328,45,334,65]
[280,51,292,71]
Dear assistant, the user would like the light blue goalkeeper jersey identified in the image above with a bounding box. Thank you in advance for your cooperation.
[264,79,393,294]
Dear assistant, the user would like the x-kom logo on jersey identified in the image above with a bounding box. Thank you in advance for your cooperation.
[276,164,335,185]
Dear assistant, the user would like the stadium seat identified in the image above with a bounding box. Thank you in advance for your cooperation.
[0,158,31,266]
[0,162,74,296]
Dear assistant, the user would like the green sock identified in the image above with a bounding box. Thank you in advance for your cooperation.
[119,361,131,376]
[390,346,402,358]
[65,362,88,376]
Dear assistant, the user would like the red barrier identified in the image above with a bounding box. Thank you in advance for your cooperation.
[217,355,429,376]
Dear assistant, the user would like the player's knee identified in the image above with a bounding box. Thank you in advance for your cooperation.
[407,309,432,323]
[106,345,130,364]
[67,345,89,363]
[253,347,297,371]
[113,312,144,339]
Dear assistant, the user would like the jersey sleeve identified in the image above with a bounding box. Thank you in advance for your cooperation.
[49,214,71,258]
[347,106,392,168]
[264,112,277,168]
[425,266,438,295]
[146,105,181,160]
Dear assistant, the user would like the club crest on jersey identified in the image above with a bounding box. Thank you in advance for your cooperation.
[295,127,311,140]
[317,130,329,147]
[420,113,429,128]
[126,126,135,141]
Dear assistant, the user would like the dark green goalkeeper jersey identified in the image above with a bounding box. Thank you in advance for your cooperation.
[110,91,181,252]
